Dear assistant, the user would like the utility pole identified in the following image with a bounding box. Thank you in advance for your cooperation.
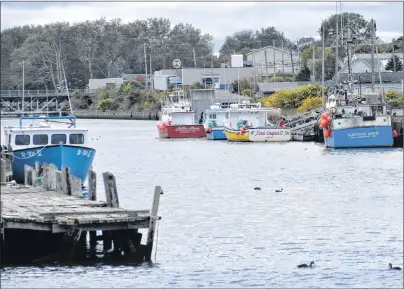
[371,19,375,90]
[321,24,325,109]
[252,49,257,95]
[290,48,294,75]
[272,40,276,81]
[312,40,315,83]
[150,54,153,92]
[144,43,148,90]
[193,48,197,68]
[281,41,285,74]
[335,1,339,83]
[392,40,396,72]
[264,50,269,83]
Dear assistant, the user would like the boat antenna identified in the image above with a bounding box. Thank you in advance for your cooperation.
[61,60,74,116]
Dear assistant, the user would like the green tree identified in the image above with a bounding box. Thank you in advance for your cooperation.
[385,55,403,72]
[219,27,292,58]
[296,65,311,81]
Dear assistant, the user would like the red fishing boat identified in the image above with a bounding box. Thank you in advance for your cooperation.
[157,100,206,139]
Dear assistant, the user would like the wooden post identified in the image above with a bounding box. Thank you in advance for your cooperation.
[102,172,119,208]
[0,159,6,183]
[70,176,82,197]
[102,172,119,253]
[42,163,49,190]
[55,170,62,193]
[47,164,57,190]
[145,186,162,261]
[87,168,98,253]
[88,168,97,201]
[35,161,43,187]
[61,166,72,195]
[24,164,33,185]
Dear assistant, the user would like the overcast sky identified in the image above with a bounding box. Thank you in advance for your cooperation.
[1,1,403,53]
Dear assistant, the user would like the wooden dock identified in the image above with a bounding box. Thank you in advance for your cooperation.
[0,163,163,264]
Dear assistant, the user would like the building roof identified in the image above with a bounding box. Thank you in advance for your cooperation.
[215,89,251,101]
[352,53,403,61]
[245,45,298,57]
[339,58,389,73]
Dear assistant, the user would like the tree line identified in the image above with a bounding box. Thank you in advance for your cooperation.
[1,13,402,91]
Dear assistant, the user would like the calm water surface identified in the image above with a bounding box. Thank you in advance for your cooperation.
[1,119,403,288]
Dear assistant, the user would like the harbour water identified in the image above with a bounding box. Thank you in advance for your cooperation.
[1,119,403,288]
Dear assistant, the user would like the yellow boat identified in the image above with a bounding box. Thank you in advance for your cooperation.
[224,126,250,142]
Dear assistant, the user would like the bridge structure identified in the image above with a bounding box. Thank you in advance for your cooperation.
[0,89,90,117]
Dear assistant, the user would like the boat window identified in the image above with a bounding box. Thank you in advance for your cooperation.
[210,114,216,119]
[69,133,84,144]
[33,134,49,145]
[15,135,30,146]
[51,134,67,145]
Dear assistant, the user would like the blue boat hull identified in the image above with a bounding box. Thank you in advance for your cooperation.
[324,126,394,148]
[12,145,96,184]
[207,128,226,140]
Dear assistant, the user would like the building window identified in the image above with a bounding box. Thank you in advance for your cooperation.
[69,134,85,144]
[51,134,67,145]
[33,134,48,145]
[15,135,30,146]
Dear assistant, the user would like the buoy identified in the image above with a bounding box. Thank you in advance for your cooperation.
[320,119,328,128]
[324,129,331,138]
[393,129,398,137]
[327,115,332,122]
[321,112,328,119]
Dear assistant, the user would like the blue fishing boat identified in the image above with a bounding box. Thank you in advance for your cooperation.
[322,87,393,148]
[2,116,96,184]
[321,19,394,149]
[203,103,229,140]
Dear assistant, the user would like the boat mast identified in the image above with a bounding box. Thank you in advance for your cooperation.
[371,19,376,91]
[61,61,74,116]
[22,60,25,115]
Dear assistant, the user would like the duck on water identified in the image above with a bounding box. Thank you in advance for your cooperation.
[297,261,315,268]
[389,263,401,270]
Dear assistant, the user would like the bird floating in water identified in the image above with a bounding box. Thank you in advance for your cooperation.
[389,263,401,270]
[275,188,283,192]
[254,187,262,190]
[297,261,315,268]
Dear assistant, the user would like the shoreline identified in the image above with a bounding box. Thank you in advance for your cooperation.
[0,111,160,121]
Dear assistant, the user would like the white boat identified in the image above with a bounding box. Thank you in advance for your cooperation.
[223,103,291,142]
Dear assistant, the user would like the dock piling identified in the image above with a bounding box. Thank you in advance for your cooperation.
[87,168,97,253]
[61,166,72,195]
[145,186,162,261]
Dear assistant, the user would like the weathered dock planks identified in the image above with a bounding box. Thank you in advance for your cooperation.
[0,162,163,264]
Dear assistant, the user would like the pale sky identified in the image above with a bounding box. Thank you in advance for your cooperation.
[1,1,403,53]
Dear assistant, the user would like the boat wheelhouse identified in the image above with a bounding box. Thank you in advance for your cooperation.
[203,103,230,140]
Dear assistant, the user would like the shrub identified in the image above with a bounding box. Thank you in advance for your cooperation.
[297,96,322,113]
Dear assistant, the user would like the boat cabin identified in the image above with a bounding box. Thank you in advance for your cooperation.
[203,106,228,128]
[4,128,89,151]
[224,108,276,129]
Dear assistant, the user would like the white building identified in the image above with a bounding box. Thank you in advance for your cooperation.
[245,46,300,75]
[339,53,404,74]
[88,78,124,90]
